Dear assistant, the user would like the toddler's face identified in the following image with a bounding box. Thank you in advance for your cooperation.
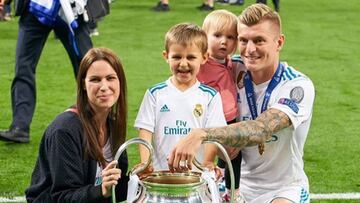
[163,43,207,89]
[207,26,237,60]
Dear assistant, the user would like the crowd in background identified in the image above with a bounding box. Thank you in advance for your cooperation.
[0,0,11,21]
[1,0,280,22]
[153,0,279,12]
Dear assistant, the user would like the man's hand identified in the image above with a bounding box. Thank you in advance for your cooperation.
[167,129,206,172]
[101,160,121,197]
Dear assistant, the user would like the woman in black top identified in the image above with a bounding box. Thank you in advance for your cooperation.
[26,47,129,203]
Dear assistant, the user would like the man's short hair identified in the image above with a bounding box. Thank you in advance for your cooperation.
[238,3,282,33]
[165,23,208,54]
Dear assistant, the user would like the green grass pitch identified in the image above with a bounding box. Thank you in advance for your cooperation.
[0,0,359,202]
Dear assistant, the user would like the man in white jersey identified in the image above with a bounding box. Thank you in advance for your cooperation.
[135,23,227,171]
[168,4,314,203]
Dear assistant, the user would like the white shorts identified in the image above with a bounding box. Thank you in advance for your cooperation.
[245,186,310,203]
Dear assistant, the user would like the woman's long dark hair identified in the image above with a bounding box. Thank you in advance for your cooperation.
[76,47,127,165]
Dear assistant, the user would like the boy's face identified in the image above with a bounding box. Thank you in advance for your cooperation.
[163,43,208,89]
[207,26,237,60]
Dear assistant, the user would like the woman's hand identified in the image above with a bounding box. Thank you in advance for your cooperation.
[101,160,121,197]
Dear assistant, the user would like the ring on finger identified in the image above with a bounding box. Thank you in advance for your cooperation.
[179,160,187,167]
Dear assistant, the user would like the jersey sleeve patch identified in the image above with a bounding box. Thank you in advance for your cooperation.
[290,86,304,103]
[278,98,299,113]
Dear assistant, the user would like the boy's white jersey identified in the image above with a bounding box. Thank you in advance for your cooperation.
[135,78,227,170]
[237,64,315,201]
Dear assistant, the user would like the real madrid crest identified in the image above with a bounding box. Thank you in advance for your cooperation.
[193,104,203,117]
[290,86,304,103]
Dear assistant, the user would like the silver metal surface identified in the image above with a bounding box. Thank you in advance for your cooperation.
[112,138,154,203]
[111,139,235,203]
[137,171,209,203]
[193,141,235,203]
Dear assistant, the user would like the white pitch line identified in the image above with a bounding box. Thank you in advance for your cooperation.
[0,196,26,203]
[1,193,360,202]
[311,193,360,200]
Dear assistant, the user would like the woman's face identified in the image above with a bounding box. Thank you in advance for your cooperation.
[84,60,120,114]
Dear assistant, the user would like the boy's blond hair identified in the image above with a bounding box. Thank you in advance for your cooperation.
[202,10,238,54]
[165,23,208,54]
[202,9,238,35]
[238,3,282,33]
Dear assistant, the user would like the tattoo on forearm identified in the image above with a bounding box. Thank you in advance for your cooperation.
[205,108,291,147]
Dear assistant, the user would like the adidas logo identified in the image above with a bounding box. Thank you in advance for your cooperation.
[160,104,170,112]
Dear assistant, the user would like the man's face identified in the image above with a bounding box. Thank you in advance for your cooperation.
[237,20,284,74]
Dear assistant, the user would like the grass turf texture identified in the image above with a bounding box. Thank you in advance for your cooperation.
[0,0,359,202]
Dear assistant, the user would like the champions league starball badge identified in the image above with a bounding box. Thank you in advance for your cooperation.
[290,86,304,103]
[193,104,203,117]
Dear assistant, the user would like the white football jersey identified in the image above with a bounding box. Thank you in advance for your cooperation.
[237,64,315,201]
[135,78,227,170]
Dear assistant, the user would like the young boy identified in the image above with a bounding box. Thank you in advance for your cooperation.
[135,23,227,171]
[197,10,245,202]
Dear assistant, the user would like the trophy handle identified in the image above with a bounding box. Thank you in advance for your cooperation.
[112,138,154,203]
[193,141,235,203]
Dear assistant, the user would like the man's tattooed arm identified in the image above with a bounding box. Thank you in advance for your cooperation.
[204,108,291,147]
